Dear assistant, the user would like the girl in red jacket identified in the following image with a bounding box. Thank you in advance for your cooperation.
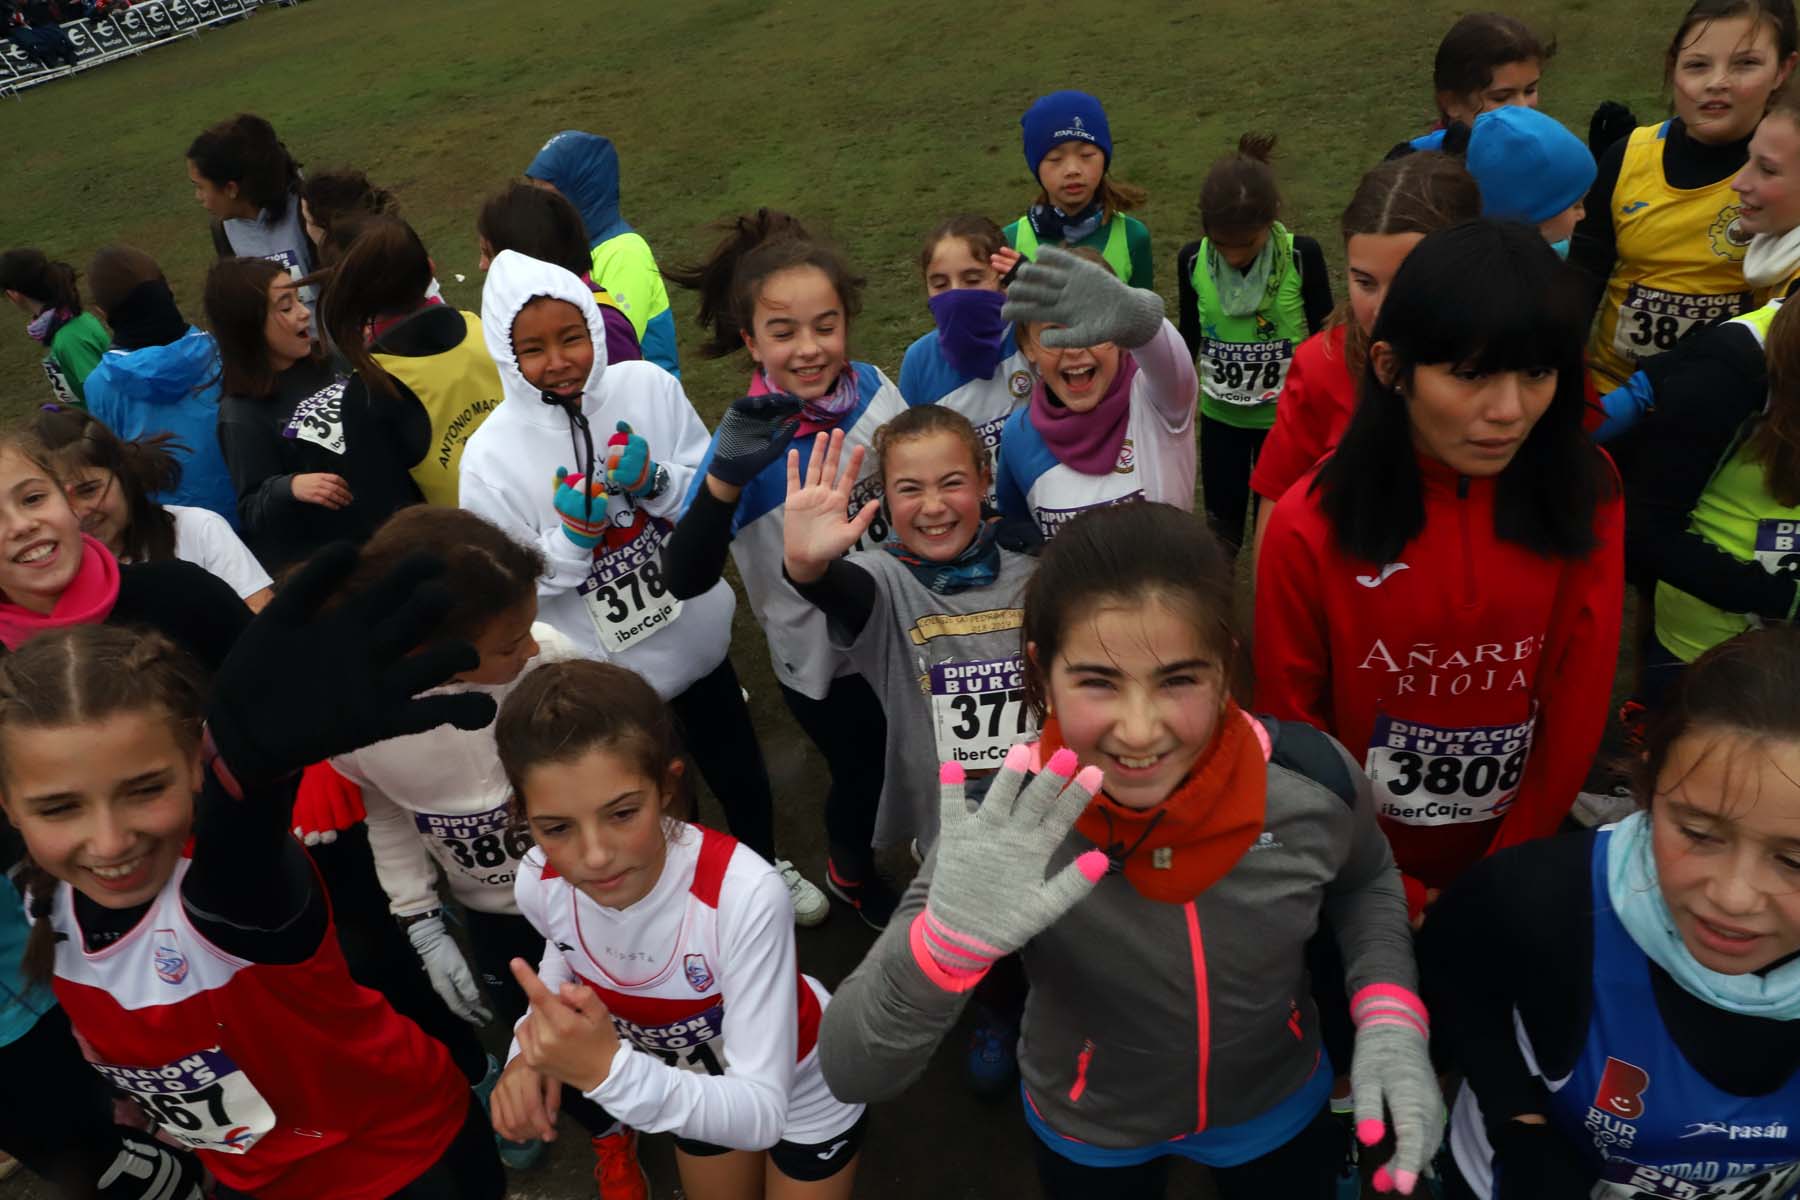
[1254,220,1624,919]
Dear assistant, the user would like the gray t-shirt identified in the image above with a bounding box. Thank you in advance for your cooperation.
[224,193,316,308]
[834,547,1037,849]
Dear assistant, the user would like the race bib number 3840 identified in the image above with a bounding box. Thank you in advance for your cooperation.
[1364,713,1534,827]
[1611,285,1750,363]
[91,1047,276,1154]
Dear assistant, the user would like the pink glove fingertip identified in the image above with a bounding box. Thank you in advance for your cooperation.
[1372,1164,1394,1193]
[1356,1118,1385,1147]
[1003,742,1032,772]
[939,762,965,785]
[1074,764,1104,793]
[1075,849,1108,883]
[1395,1169,1418,1195]
[1045,747,1079,776]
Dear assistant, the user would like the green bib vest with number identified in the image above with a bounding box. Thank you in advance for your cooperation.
[1013,214,1132,284]
[1655,407,1800,663]
[1190,223,1307,430]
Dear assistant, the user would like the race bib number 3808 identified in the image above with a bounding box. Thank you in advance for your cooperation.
[1364,713,1534,826]
[91,1047,276,1154]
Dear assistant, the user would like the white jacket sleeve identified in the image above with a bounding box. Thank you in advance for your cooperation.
[342,765,439,918]
[582,866,797,1150]
[635,371,716,523]
[506,859,574,1066]
[1132,319,1200,433]
[460,463,593,599]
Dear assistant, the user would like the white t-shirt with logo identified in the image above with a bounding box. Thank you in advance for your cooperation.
[168,505,271,600]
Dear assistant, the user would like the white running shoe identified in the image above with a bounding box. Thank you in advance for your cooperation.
[775,859,830,927]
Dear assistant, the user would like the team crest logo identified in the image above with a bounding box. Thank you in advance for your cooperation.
[1008,369,1032,399]
[1114,438,1136,474]
[1593,1056,1650,1120]
[1709,206,1753,261]
[684,954,714,992]
[152,930,188,985]
[222,1126,257,1150]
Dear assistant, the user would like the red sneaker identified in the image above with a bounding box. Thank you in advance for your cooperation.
[592,1127,650,1199]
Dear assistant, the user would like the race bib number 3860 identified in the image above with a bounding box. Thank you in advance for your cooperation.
[91,1047,276,1154]
[1364,713,1534,827]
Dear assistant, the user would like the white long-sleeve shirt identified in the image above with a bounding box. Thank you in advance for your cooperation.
[510,825,861,1149]
[462,252,735,699]
[332,624,579,917]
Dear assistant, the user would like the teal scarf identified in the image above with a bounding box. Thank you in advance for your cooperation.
[1607,811,1800,1020]
[882,517,1002,594]
[1207,234,1277,318]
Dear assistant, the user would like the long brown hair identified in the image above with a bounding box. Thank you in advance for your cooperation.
[185,113,303,218]
[1433,12,1556,120]
[317,216,434,399]
[1749,296,1800,505]
[0,626,206,983]
[0,248,83,314]
[203,256,309,400]
[1667,0,1800,83]
[31,407,183,563]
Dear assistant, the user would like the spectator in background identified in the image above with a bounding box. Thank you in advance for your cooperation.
[5,0,79,69]
[80,244,239,525]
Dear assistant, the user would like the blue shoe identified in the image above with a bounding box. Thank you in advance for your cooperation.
[471,1053,501,1113]
[965,1019,1019,1098]
[498,1135,547,1171]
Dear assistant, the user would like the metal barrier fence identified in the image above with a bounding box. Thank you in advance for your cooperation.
[1,0,294,96]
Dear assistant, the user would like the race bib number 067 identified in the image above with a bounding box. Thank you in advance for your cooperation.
[91,1047,276,1155]
[1364,713,1534,826]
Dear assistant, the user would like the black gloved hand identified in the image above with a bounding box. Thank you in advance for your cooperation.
[204,543,497,789]
[1589,100,1638,157]
[1491,1118,1598,1200]
[707,392,806,488]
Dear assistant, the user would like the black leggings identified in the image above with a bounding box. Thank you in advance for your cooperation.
[1198,414,1270,552]
[310,826,487,1083]
[779,674,889,880]
[1031,1104,1344,1200]
[0,1004,204,1197]
[667,654,777,861]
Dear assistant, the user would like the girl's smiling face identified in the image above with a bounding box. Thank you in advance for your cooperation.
[0,448,84,615]
[1733,111,1800,236]
[519,748,681,910]
[1036,595,1227,811]
[1670,14,1795,145]
[1020,324,1121,413]
[743,266,848,401]
[1651,728,1800,975]
[883,430,989,562]
[64,467,130,557]
[511,296,594,398]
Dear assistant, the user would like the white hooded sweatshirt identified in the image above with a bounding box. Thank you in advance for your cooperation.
[461,251,734,697]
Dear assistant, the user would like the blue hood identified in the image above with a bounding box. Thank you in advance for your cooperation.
[526,131,632,249]
[100,328,222,405]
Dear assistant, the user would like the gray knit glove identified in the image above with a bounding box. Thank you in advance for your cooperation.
[1350,985,1445,1195]
[1001,245,1166,349]
[910,744,1109,990]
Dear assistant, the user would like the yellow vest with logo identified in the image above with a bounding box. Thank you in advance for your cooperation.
[1013,215,1131,283]
[1588,122,1754,392]
[371,310,503,508]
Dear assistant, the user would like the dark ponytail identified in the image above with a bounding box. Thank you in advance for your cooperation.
[665,209,862,359]
[0,248,83,315]
[18,862,59,986]
[317,216,433,399]
[1199,132,1283,236]
[185,113,303,219]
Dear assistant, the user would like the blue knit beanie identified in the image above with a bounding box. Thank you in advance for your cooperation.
[1020,90,1113,178]
[1463,106,1595,225]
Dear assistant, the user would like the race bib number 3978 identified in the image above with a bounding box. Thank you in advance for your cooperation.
[1201,338,1293,408]
[1364,713,1534,827]
[91,1047,276,1154]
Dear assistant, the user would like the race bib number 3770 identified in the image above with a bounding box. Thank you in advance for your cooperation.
[1364,713,1534,827]
[929,657,1034,768]
[91,1047,276,1154]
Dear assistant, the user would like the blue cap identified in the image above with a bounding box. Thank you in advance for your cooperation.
[1020,90,1113,178]
[1464,107,1596,225]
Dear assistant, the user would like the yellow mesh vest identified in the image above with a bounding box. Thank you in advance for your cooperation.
[1587,123,1753,392]
[370,311,503,507]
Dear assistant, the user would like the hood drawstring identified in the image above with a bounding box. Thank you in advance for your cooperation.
[544,390,600,525]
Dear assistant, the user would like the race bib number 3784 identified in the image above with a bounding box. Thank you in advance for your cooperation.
[579,522,683,653]
[1364,713,1534,827]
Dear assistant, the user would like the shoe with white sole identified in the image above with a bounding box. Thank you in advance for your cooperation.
[775,858,830,927]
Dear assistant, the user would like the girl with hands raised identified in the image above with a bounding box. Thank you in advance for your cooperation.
[820,503,1435,1200]
[493,659,865,1199]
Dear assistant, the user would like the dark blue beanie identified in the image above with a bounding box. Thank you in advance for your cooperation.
[1020,90,1113,178]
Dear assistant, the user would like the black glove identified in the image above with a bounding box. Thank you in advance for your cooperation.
[1491,1118,1598,1200]
[204,543,497,789]
[1589,100,1638,157]
[707,392,806,487]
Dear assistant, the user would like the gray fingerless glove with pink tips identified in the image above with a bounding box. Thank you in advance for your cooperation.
[910,743,1110,991]
[1351,983,1445,1195]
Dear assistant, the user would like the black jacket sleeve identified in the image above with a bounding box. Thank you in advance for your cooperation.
[1622,326,1799,616]
[662,483,738,600]
[181,770,328,965]
[786,558,877,642]
[1570,135,1626,321]
[1294,236,1334,334]
[216,399,303,542]
[1175,241,1203,360]
[111,560,252,676]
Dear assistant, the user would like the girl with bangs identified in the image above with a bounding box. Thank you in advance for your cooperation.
[1255,220,1625,921]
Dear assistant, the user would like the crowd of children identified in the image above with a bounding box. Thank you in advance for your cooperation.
[4,3,1800,1199]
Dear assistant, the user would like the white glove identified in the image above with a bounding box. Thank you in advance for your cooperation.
[405,913,492,1026]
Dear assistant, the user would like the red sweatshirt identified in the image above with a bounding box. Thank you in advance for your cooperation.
[1250,324,1356,504]
[1253,454,1623,904]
